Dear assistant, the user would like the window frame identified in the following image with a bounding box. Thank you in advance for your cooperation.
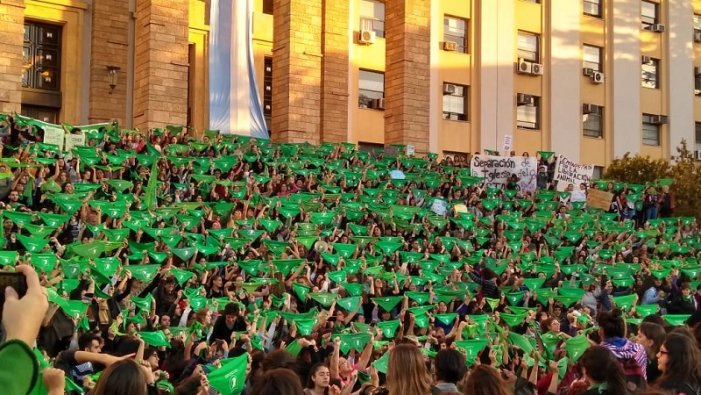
[583,106,603,138]
[22,21,62,92]
[583,0,602,18]
[263,56,273,127]
[358,69,385,109]
[641,57,659,89]
[583,44,603,72]
[359,0,385,38]
[443,15,468,53]
[641,1,659,30]
[695,122,701,151]
[442,82,468,121]
[642,114,661,146]
[517,31,540,63]
[262,0,273,15]
[516,94,540,130]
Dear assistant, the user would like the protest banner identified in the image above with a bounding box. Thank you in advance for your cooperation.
[553,155,595,191]
[65,131,86,152]
[587,188,613,210]
[43,125,65,152]
[502,135,513,152]
[470,154,537,192]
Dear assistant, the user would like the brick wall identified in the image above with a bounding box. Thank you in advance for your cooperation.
[89,0,130,124]
[271,0,323,144]
[133,0,189,131]
[384,0,431,154]
[320,0,349,143]
[0,0,25,115]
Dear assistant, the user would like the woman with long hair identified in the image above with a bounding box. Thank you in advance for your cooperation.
[577,346,630,395]
[635,322,666,383]
[461,365,512,395]
[90,359,153,395]
[250,368,306,395]
[386,344,432,395]
[305,363,331,395]
[655,332,701,394]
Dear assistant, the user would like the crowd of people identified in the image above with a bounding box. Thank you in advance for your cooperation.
[0,113,700,395]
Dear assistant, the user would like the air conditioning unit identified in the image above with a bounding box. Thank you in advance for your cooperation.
[695,31,701,43]
[650,115,668,125]
[642,56,652,64]
[359,30,376,44]
[651,24,665,33]
[443,84,457,95]
[517,58,532,74]
[531,63,544,75]
[695,150,701,160]
[583,103,599,114]
[517,93,534,106]
[369,98,385,110]
[583,68,595,77]
[443,41,458,51]
[591,71,604,84]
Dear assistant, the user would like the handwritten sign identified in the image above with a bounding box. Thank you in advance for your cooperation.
[502,135,513,152]
[553,155,595,191]
[470,155,537,192]
[65,132,86,152]
[42,126,65,152]
[587,189,613,211]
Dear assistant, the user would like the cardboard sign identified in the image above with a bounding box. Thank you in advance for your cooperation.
[43,126,65,152]
[587,189,613,211]
[470,155,537,192]
[553,155,595,191]
[65,132,86,152]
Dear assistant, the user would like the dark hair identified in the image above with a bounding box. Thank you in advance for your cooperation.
[250,368,305,395]
[656,333,701,390]
[461,365,511,395]
[262,349,298,374]
[433,349,466,384]
[598,309,625,339]
[641,314,665,327]
[639,322,666,354]
[78,332,103,351]
[580,346,630,395]
[91,359,148,395]
[306,363,328,389]
[224,302,239,316]
[174,376,203,395]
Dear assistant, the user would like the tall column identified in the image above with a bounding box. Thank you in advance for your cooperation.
[133,0,189,130]
[549,0,581,160]
[89,0,130,123]
[271,0,323,144]
[0,0,25,115]
[320,0,350,143]
[611,0,641,157]
[667,0,694,153]
[384,0,431,154]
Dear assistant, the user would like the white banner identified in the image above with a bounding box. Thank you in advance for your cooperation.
[64,132,86,152]
[553,155,594,191]
[470,155,538,192]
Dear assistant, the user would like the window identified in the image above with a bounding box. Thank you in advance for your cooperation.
[642,114,660,146]
[641,1,658,30]
[22,22,61,91]
[695,122,701,151]
[444,16,467,53]
[360,0,385,38]
[263,0,273,14]
[358,70,384,108]
[583,105,603,138]
[641,57,659,89]
[583,0,602,17]
[695,14,701,33]
[583,45,602,71]
[263,57,273,128]
[442,83,468,121]
[517,32,539,62]
[592,166,604,180]
[516,94,540,130]
[694,67,701,95]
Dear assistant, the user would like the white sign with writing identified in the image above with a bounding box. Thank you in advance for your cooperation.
[64,132,86,152]
[502,135,513,152]
[553,155,595,191]
[470,155,538,192]
[42,126,65,152]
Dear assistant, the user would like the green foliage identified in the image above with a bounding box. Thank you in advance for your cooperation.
[604,140,701,219]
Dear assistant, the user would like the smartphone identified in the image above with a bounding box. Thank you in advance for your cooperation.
[0,272,28,323]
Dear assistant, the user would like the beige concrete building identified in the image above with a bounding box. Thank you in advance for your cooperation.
[2,0,701,171]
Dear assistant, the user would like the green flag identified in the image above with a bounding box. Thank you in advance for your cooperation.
[207,354,248,395]
[144,159,159,209]
[565,335,590,362]
[377,320,401,339]
[336,296,360,312]
[372,296,403,312]
[138,330,170,348]
[309,292,336,308]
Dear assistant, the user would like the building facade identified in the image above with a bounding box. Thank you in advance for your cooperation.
[2,0,701,168]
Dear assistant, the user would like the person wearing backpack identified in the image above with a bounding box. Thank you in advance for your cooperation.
[597,309,647,393]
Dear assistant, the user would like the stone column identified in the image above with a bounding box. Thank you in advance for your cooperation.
[271,0,323,144]
[320,0,350,143]
[89,0,130,123]
[384,0,431,154]
[133,0,189,130]
[0,0,25,115]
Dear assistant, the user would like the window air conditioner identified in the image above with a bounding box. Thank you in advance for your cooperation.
[443,84,457,95]
[531,63,544,75]
[359,30,376,44]
[443,41,458,51]
[591,71,604,84]
[517,58,532,74]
